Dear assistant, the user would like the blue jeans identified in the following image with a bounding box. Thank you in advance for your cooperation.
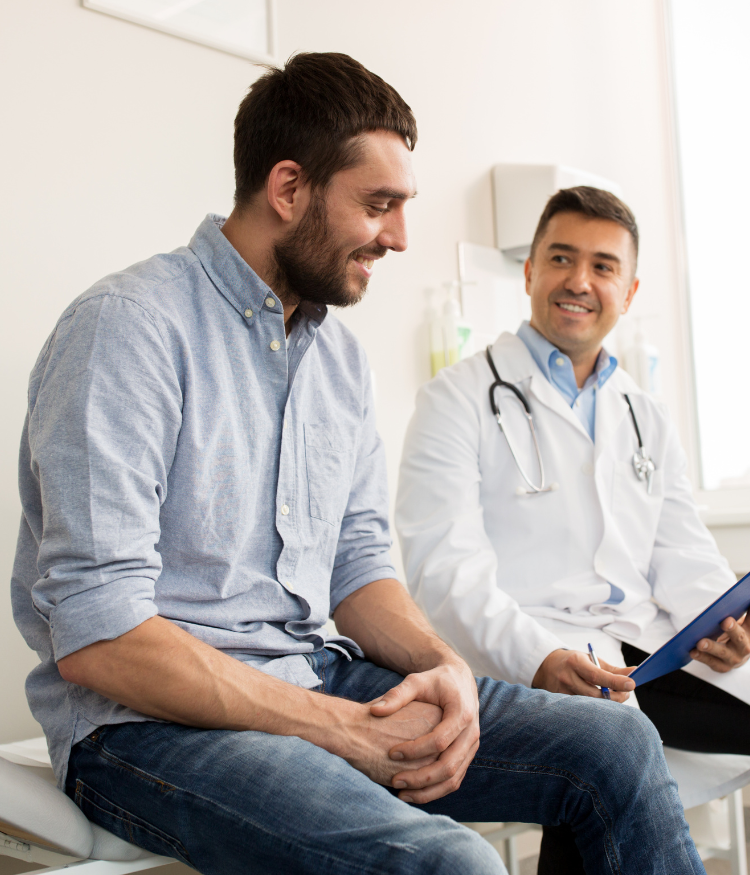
[66,650,704,875]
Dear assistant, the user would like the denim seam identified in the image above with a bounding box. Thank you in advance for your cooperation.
[80,738,178,794]
[471,758,621,875]
[74,779,192,866]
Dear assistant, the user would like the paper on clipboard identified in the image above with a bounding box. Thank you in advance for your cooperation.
[630,571,750,687]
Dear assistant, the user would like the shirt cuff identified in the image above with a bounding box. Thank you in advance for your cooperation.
[47,577,159,661]
[329,562,397,614]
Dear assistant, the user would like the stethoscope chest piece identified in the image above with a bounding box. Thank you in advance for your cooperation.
[632,449,656,495]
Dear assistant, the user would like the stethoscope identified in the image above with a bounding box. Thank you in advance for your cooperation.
[485,346,656,496]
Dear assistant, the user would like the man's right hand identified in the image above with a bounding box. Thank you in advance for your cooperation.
[339,699,444,787]
[532,648,635,702]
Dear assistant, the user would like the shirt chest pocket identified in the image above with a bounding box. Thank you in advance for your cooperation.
[612,459,665,568]
[304,423,356,527]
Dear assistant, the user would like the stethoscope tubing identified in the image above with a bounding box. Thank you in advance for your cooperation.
[485,345,654,496]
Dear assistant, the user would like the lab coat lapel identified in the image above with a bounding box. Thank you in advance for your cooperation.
[594,377,631,460]
[487,333,591,441]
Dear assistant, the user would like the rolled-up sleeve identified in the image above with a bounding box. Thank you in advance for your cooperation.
[329,364,395,612]
[26,294,183,660]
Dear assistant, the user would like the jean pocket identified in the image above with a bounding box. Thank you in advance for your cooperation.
[304,423,355,526]
[73,778,193,866]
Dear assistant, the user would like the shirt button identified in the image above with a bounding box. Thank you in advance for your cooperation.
[270,340,281,351]
[265,297,276,308]
[575,398,581,407]
[555,357,565,367]
[280,504,290,515]
[244,308,253,318]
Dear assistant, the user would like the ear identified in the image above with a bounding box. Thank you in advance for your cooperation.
[266,160,310,224]
[621,277,639,314]
[524,257,533,296]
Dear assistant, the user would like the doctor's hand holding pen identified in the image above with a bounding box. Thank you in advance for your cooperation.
[532,648,636,702]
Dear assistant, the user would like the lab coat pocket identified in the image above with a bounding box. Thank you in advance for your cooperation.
[612,460,665,568]
[304,423,355,526]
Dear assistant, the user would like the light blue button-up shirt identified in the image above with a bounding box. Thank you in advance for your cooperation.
[516,321,618,441]
[11,215,395,786]
[516,320,624,605]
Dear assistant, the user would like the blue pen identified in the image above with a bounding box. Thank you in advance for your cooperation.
[588,643,611,700]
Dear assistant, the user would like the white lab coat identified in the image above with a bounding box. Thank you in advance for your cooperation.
[396,332,750,702]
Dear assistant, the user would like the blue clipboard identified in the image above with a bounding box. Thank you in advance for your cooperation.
[630,570,750,686]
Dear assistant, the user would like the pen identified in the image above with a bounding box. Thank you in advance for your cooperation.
[587,643,611,700]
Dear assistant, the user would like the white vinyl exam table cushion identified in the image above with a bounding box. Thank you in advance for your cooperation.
[0,737,164,863]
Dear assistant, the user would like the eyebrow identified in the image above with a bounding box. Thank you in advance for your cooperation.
[547,242,621,264]
[364,187,418,201]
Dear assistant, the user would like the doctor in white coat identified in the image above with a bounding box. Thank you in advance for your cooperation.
[397,186,750,872]
[397,186,750,716]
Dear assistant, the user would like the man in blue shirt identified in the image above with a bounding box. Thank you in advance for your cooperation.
[12,53,703,874]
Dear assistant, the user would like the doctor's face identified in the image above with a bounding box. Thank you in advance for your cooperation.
[525,212,639,361]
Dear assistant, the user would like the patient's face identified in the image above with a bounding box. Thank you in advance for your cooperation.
[525,213,639,361]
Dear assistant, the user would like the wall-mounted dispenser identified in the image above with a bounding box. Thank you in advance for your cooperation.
[492,164,623,262]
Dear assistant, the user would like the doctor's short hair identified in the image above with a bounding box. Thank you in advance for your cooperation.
[232,52,417,210]
[530,186,639,266]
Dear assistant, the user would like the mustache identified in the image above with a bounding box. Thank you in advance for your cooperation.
[351,245,389,261]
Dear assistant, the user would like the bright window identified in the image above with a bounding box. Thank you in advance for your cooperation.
[670,0,750,490]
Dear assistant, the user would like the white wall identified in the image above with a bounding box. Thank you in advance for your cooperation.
[0,0,686,743]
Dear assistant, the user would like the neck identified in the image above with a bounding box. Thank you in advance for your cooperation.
[221,208,299,330]
[528,320,601,389]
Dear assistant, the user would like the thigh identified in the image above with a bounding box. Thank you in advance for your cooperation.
[66,719,502,875]
[623,643,750,754]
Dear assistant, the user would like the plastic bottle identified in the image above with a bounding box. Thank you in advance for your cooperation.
[443,281,475,363]
[427,289,446,377]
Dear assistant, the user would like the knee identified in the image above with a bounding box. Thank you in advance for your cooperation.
[413,819,506,875]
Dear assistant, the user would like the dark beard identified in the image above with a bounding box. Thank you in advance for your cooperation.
[271,195,380,309]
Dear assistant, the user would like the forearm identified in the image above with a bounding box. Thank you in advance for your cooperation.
[58,616,357,752]
[333,578,462,675]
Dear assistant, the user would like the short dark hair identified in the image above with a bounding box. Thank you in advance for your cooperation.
[530,185,639,266]
[233,52,417,209]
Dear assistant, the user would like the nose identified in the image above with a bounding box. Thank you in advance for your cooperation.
[565,261,594,294]
[377,209,408,253]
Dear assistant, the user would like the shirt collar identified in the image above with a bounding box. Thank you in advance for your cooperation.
[516,320,618,392]
[189,214,327,328]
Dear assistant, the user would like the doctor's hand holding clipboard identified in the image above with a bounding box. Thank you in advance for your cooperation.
[629,571,750,688]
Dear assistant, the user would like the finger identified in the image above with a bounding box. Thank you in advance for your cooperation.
[394,734,479,798]
[565,669,629,701]
[689,649,732,673]
[390,701,470,762]
[693,637,736,664]
[577,658,634,692]
[370,677,420,716]
[723,617,750,650]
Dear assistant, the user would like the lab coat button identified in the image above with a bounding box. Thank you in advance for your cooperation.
[581,462,594,476]
[265,297,276,308]
[285,580,294,592]
[244,308,253,318]
[270,340,281,351]
[280,504,289,515]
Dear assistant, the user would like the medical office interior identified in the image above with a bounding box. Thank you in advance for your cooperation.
[2,1,750,873]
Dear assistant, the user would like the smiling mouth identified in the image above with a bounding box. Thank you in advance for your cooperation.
[355,255,376,270]
[557,302,592,314]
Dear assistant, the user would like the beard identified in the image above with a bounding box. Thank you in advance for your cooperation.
[271,194,385,309]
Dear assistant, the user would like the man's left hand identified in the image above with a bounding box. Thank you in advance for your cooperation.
[689,613,750,673]
[368,660,480,804]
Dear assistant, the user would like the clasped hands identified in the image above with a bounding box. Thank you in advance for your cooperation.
[347,661,480,804]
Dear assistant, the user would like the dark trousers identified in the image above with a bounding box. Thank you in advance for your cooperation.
[537,644,750,875]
